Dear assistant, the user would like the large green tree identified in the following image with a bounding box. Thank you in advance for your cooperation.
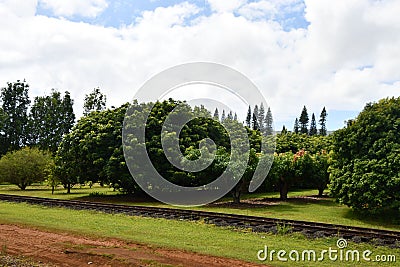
[0,80,30,154]
[0,147,53,190]
[56,104,130,193]
[28,90,75,154]
[329,97,400,214]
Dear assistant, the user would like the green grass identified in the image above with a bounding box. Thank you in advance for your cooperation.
[0,201,398,267]
[1,184,399,231]
[0,183,119,199]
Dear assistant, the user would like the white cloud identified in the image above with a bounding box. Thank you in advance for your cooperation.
[206,0,247,13]
[0,0,399,129]
[39,0,108,18]
[0,0,38,17]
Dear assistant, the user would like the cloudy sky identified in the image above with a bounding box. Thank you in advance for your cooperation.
[0,0,399,130]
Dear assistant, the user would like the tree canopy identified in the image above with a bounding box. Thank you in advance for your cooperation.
[329,97,400,214]
[0,147,53,190]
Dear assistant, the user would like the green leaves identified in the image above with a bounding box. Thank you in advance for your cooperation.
[28,90,75,154]
[329,97,400,214]
[0,147,53,190]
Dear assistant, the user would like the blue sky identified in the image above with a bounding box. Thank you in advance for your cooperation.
[1,0,399,130]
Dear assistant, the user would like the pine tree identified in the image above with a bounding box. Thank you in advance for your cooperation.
[258,103,265,131]
[281,125,288,134]
[299,106,309,134]
[293,118,299,134]
[234,112,237,121]
[213,108,219,121]
[264,107,273,135]
[252,105,259,130]
[227,111,233,120]
[319,107,327,136]
[309,113,317,136]
[221,110,226,122]
[246,106,251,127]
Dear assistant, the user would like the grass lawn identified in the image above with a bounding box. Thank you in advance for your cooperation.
[1,184,399,231]
[0,201,398,267]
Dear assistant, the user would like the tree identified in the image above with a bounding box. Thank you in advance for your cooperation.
[234,112,238,121]
[329,97,400,214]
[56,104,129,193]
[281,125,287,134]
[252,105,259,130]
[83,87,107,115]
[299,106,309,134]
[293,118,299,134]
[0,147,53,190]
[258,103,265,131]
[227,111,233,120]
[267,152,296,200]
[319,107,327,136]
[264,107,273,135]
[28,90,75,154]
[0,80,30,153]
[309,113,317,136]
[213,108,219,121]
[246,106,251,127]
[0,108,7,155]
[221,110,226,122]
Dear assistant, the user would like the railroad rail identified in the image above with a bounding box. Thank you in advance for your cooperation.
[0,194,398,247]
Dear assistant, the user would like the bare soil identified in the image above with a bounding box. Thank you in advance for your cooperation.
[0,224,265,267]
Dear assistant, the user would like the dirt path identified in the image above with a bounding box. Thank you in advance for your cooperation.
[0,224,265,267]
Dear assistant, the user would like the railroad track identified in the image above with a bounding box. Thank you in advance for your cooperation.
[0,194,399,247]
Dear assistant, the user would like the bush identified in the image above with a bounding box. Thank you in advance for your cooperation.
[0,147,54,190]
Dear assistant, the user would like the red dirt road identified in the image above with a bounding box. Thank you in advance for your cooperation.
[0,224,267,267]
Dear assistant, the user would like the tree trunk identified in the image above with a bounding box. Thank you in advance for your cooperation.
[51,185,55,195]
[232,189,241,204]
[318,187,324,197]
[279,178,288,200]
[67,183,71,194]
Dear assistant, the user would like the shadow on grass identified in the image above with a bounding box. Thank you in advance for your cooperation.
[342,209,400,230]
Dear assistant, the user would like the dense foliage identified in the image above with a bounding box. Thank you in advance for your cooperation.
[329,97,400,214]
[0,80,30,154]
[55,104,129,193]
[0,80,75,156]
[0,147,54,190]
[28,90,75,154]
[266,149,329,199]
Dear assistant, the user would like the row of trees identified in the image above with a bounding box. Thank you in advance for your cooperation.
[0,81,108,156]
[1,79,398,215]
[292,106,327,136]
[245,103,274,135]
[0,80,75,155]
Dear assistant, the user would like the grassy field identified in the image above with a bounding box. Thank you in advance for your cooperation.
[0,201,398,267]
[1,184,399,231]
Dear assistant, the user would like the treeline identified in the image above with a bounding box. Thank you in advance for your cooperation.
[0,80,75,156]
[292,106,327,136]
[0,79,398,215]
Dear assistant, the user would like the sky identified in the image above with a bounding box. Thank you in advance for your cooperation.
[0,0,399,131]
